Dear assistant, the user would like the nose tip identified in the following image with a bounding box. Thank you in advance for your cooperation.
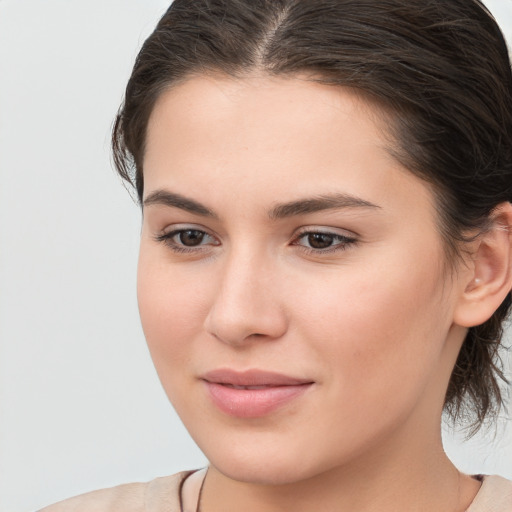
[203,262,288,347]
[205,309,286,347]
[213,331,263,344]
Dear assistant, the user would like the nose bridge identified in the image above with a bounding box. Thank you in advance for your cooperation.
[204,242,287,345]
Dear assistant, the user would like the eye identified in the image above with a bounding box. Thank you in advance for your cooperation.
[155,227,219,253]
[174,229,208,247]
[293,229,357,253]
[304,232,337,250]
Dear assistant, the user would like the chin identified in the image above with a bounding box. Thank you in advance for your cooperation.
[213,458,315,486]
[200,435,350,487]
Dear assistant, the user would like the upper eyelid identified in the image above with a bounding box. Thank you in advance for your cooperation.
[156,224,359,242]
[293,225,359,238]
[160,223,214,236]
[162,227,217,241]
[293,231,357,246]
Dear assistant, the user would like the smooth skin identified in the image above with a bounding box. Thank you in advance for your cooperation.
[138,75,512,512]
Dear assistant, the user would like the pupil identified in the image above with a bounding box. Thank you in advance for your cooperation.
[179,230,204,246]
[308,233,333,249]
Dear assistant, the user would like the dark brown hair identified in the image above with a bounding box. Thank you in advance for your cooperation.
[112,0,512,431]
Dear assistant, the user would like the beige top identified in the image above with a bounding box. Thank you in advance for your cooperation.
[39,472,512,512]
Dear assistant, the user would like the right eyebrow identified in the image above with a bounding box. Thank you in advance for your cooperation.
[143,189,218,218]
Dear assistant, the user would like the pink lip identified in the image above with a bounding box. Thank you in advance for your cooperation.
[201,369,314,418]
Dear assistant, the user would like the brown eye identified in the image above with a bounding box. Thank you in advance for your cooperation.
[307,233,334,249]
[178,229,205,246]
[294,230,357,253]
[155,227,219,253]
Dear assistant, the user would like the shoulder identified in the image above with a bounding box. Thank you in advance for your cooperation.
[468,475,512,512]
[38,471,193,512]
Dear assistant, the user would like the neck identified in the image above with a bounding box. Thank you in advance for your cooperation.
[198,424,480,512]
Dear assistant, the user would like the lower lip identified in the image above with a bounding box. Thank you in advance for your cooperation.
[204,381,312,418]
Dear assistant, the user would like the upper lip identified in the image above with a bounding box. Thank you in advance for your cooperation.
[201,368,313,387]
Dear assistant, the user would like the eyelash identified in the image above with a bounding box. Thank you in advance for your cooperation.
[154,227,358,255]
[155,228,218,254]
[293,229,358,254]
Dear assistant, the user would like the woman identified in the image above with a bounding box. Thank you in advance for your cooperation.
[41,0,512,510]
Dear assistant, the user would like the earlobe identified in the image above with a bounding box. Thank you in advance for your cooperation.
[454,202,512,328]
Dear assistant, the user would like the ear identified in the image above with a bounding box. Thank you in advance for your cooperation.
[453,202,512,328]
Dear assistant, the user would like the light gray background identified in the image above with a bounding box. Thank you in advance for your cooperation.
[0,1,511,510]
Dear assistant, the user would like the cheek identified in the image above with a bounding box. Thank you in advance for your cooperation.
[291,249,451,406]
[137,246,211,371]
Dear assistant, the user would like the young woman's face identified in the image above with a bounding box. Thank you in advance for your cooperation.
[138,75,469,484]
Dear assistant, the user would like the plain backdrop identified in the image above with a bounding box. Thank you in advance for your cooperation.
[0,1,511,510]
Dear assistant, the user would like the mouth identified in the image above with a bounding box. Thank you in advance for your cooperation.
[201,369,314,418]
[221,384,280,390]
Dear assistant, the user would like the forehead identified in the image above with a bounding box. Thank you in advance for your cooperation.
[143,74,435,225]
[146,74,390,158]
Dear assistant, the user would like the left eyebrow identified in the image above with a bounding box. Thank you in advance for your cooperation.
[268,193,381,220]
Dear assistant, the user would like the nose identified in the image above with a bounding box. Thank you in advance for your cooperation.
[204,250,288,347]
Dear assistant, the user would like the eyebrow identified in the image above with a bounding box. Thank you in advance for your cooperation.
[143,190,218,218]
[143,189,380,219]
[268,193,381,219]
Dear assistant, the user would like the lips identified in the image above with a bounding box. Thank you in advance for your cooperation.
[201,369,314,418]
